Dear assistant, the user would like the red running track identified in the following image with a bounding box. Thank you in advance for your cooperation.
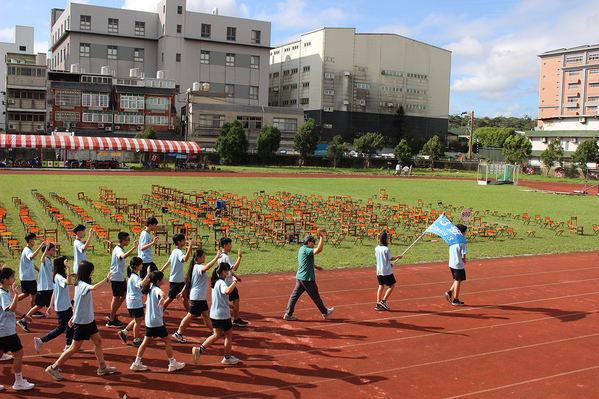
[8,251,599,398]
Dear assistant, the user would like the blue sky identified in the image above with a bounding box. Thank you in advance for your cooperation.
[2,0,599,119]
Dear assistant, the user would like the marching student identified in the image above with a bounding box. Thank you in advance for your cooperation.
[17,233,44,329]
[118,257,149,347]
[160,234,193,312]
[130,271,185,372]
[45,261,117,381]
[72,225,93,275]
[24,242,56,322]
[107,232,137,328]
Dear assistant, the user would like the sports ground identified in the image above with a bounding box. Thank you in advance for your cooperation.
[1,170,598,397]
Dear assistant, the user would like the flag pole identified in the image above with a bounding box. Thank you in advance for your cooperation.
[394,229,428,263]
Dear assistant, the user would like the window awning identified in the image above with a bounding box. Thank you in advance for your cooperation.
[0,134,201,154]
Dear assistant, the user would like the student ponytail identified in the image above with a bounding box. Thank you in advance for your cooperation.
[142,270,164,295]
[127,256,143,278]
[183,249,204,298]
[210,262,230,288]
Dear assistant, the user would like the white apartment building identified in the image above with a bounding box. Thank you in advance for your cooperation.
[49,0,271,113]
[1,26,35,128]
[268,28,451,142]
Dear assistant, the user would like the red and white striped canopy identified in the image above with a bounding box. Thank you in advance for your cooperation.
[0,134,201,154]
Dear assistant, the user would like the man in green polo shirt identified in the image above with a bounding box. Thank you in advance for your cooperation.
[283,231,334,321]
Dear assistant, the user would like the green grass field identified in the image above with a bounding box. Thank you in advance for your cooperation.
[1,170,597,283]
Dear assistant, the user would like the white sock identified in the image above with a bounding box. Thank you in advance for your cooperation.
[134,356,142,366]
[121,329,128,335]
[168,357,176,365]
[14,372,22,383]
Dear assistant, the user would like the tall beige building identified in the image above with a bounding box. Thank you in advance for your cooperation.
[538,44,599,128]
[268,28,451,142]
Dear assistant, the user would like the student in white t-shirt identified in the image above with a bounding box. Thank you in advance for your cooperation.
[72,225,93,275]
[17,233,44,326]
[22,242,56,329]
[160,234,192,312]
[129,271,185,373]
[107,232,137,329]
[117,257,150,348]
[374,231,402,311]
[172,249,221,343]
[445,224,469,307]
[191,262,241,366]
[45,261,116,381]
[33,255,74,353]
[0,267,35,391]
[137,217,159,279]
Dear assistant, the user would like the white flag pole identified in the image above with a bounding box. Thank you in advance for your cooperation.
[393,213,444,263]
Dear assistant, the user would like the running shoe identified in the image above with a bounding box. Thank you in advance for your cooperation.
[130,363,148,372]
[172,331,187,343]
[17,319,29,333]
[452,299,465,307]
[97,365,117,375]
[283,314,297,321]
[12,379,35,390]
[322,307,335,319]
[117,329,127,344]
[45,366,64,381]
[232,318,249,327]
[221,355,239,365]
[444,291,453,304]
[168,361,185,372]
[380,300,390,311]
[34,337,44,354]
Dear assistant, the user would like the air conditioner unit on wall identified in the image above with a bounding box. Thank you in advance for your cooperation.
[8,124,16,130]
[105,127,112,131]
[114,125,121,130]
[7,99,15,104]
[572,138,577,143]
[36,125,44,131]
[98,123,104,128]
[137,125,143,131]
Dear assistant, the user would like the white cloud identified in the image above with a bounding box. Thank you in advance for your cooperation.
[70,0,90,4]
[255,0,347,32]
[0,27,14,42]
[186,0,249,18]
[34,41,48,54]
[122,0,157,12]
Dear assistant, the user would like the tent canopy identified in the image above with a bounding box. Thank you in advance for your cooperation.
[0,134,201,154]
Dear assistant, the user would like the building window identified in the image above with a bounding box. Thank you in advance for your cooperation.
[589,83,599,88]
[282,100,289,105]
[19,46,26,51]
[177,5,182,14]
[300,98,309,104]
[325,73,335,79]
[304,42,311,47]
[200,51,209,64]
[324,107,333,112]
[251,30,261,44]
[303,66,310,72]
[80,15,91,30]
[323,124,332,128]
[324,90,334,95]
[588,53,599,62]
[201,24,211,38]
[198,114,225,128]
[80,43,90,57]
[272,72,279,78]
[237,116,262,129]
[82,93,110,108]
[227,27,236,41]
[282,85,290,90]
[567,96,578,103]
[290,99,297,105]
[569,71,580,76]
[358,67,367,72]
[177,24,182,33]
[249,86,258,100]
[273,118,297,131]
[175,84,180,93]
[588,96,599,102]
[568,83,580,89]
[146,115,169,125]
[565,55,583,64]
[176,53,181,62]
[120,95,145,109]
[108,18,118,33]
[225,53,235,66]
[291,83,297,89]
[590,69,599,75]
[134,48,144,62]
[135,21,145,36]
[107,46,118,60]
[225,84,234,95]
[357,83,370,89]
[283,70,290,75]
[325,57,335,62]
[302,82,310,87]
[251,56,260,69]
[291,68,298,74]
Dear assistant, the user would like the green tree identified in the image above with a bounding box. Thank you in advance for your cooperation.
[540,138,564,175]
[353,132,385,159]
[323,135,347,168]
[135,127,157,140]
[571,138,599,173]
[502,134,532,165]
[293,118,320,161]
[420,135,445,171]
[473,127,515,147]
[393,139,412,166]
[255,125,281,166]
[215,120,249,165]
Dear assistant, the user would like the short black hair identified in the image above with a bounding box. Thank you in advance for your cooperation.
[172,233,185,245]
[456,224,468,234]
[146,217,158,226]
[73,224,86,234]
[118,232,129,243]
[25,232,36,242]
[220,237,232,247]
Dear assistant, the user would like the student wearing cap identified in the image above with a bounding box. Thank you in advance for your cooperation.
[283,231,334,321]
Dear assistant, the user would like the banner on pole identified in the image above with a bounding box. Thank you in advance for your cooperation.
[425,215,467,246]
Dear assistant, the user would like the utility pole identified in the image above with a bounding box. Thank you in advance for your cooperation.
[466,111,474,159]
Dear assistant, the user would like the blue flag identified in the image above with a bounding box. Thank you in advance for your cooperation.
[425,215,467,245]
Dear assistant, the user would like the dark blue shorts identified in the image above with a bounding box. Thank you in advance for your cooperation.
[228,286,239,301]
[34,289,53,307]
[189,300,209,316]
[211,318,233,333]
[73,320,99,341]
[377,274,396,287]
[145,325,168,338]
[450,267,466,281]
[111,280,127,297]
[0,334,22,353]
[168,282,185,299]
[128,307,144,319]
[21,280,37,296]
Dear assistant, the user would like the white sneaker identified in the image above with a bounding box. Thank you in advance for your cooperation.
[0,353,13,361]
[117,329,127,344]
[45,365,64,381]
[168,361,185,372]
[192,347,202,364]
[322,307,335,319]
[283,314,297,321]
[130,363,148,372]
[0,384,3,390]
[12,379,35,391]
[172,331,187,343]
[221,355,239,365]
[34,337,44,354]
[97,365,117,375]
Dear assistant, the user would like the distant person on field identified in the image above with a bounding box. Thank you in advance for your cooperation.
[444,224,468,307]
[395,163,401,176]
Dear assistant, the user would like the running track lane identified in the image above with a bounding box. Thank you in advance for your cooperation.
[11,251,599,398]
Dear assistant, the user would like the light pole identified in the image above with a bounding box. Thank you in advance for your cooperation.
[461,111,474,159]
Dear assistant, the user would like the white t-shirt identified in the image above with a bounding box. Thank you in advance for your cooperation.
[375,245,393,276]
[210,279,231,320]
[54,274,71,312]
[449,243,468,270]
[189,264,209,301]
[73,239,86,273]
[73,281,94,325]
[168,248,185,283]
[126,273,143,309]
[37,256,54,291]
[19,246,36,281]
[138,230,153,263]
[110,245,126,282]
[0,289,16,338]
[145,285,164,328]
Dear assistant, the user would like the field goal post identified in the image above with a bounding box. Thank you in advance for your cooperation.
[477,163,489,185]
